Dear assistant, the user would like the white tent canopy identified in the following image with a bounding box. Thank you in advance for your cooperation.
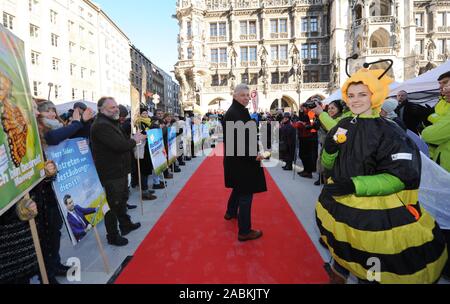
[54,100,98,114]
[390,60,450,95]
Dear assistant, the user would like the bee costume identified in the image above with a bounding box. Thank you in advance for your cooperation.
[316,57,448,283]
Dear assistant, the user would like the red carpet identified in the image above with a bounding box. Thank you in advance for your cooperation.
[116,150,328,284]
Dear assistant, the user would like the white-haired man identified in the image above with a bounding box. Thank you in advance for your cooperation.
[222,84,266,242]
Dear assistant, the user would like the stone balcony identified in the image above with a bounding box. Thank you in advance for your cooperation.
[437,54,449,61]
[302,82,329,89]
[209,36,227,43]
[210,62,228,69]
[416,27,425,33]
[437,26,450,32]
[354,15,396,28]
[240,61,258,67]
[367,47,394,56]
[270,83,298,91]
[368,16,395,24]
[300,31,321,38]
[240,34,257,41]
[417,54,425,61]
[271,59,289,66]
[270,33,289,39]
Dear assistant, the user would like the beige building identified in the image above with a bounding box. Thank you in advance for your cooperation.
[174,0,450,114]
[1,0,131,105]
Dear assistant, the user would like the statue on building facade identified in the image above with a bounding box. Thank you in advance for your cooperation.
[427,39,436,62]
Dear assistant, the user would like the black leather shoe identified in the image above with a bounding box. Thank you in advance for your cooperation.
[298,171,313,178]
[153,183,165,190]
[142,193,157,200]
[55,264,71,277]
[127,204,137,210]
[48,276,60,284]
[164,173,173,179]
[173,167,181,173]
[224,213,237,221]
[107,235,128,246]
[238,230,263,242]
[178,161,186,166]
[121,222,141,236]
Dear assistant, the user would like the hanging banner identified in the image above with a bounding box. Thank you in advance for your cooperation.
[0,25,45,216]
[147,128,168,175]
[45,138,108,246]
[167,126,177,165]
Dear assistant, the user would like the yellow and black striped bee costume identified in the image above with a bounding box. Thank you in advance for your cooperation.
[316,67,448,284]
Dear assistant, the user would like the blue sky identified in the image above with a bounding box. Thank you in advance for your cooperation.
[94,0,178,79]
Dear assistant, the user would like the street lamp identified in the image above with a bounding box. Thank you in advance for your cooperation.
[47,82,54,101]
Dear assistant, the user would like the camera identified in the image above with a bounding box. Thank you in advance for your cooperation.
[303,99,318,109]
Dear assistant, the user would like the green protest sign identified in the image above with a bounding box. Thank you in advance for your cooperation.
[0,26,45,216]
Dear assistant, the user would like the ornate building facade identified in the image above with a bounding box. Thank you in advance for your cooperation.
[1,0,131,105]
[175,0,450,114]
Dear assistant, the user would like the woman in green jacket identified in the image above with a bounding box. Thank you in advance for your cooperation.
[316,63,448,284]
[422,88,450,173]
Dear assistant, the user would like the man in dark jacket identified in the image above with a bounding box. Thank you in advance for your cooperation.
[396,90,434,134]
[223,84,267,242]
[90,97,145,246]
[279,112,296,171]
[293,105,320,178]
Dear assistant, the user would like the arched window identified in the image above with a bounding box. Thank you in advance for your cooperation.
[370,28,390,48]
[354,4,363,20]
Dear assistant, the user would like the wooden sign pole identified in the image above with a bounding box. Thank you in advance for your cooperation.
[28,218,49,284]
[136,142,144,216]
[93,226,110,274]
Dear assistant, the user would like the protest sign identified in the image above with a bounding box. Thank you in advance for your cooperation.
[147,128,168,175]
[0,25,45,216]
[46,138,108,246]
[168,126,177,165]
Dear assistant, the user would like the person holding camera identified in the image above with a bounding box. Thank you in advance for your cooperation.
[293,98,320,179]
[69,102,95,141]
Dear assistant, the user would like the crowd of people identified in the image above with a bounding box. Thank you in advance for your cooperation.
[271,69,450,283]
[225,69,449,283]
[0,96,215,284]
[273,74,450,183]
[1,67,449,284]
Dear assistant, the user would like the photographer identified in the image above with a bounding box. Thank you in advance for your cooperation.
[70,102,95,141]
[293,98,320,179]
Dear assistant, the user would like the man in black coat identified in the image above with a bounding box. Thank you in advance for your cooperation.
[396,90,434,134]
[279,112,296,171]
[90,97,145,246]
[223,84,267,242]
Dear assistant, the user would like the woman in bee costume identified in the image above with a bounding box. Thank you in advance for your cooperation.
[316,56,448,284]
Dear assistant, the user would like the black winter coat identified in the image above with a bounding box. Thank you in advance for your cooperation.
[327,117,421,189]
[90,113,136,183]
[279,121,296,162]
[223,100,267,194]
